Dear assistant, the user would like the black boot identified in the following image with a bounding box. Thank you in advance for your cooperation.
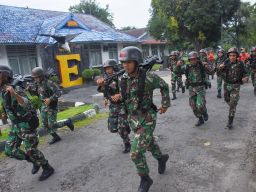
[32,164,40,174]
[39,163,54,181]
[158,154,169,174]
[226,116,234,129]
[172,93,177,100]
[195,117,204,127]
[49,133,61,145]
[66,119,74,131]
[217,90,222,98]
[182,86,185,93]
[208,82,212,89]
[138,175,153,192]
[202,112,208,122]
[123,142,131,154]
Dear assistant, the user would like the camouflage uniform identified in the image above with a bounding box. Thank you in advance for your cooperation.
[215,55,226,94]
[97,77,131,146]
[170,58,185,97]
[245,50,256,90]
[200,52,211,89]
[120,71,170,175]
[3,86,48,166]
[219,60,248,117]
[35,79,67,134]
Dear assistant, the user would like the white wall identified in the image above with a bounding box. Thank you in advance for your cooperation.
[0,46,9,66]
[36,45,43,67]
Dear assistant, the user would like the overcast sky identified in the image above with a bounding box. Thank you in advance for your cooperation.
[0,0,255,29]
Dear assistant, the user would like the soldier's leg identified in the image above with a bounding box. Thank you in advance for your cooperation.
[197,89,208,123]
[47,109,61,144]
[171,79,177,100]
[217,76,222,98]
[252,72,256,95]
[5,129,26,160]
[41,106,49,132]
[118,114,131,153]
[108,105,119,133]
[224,84,231,105]
[177,75,185,93]
[229,88,240,118]
[189,95,200,118]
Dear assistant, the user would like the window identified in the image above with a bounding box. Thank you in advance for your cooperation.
[6,45,38,75]
[142,45,150,58]
[108,44,118,60]
[151,45,159,56]
[84,44,102,67]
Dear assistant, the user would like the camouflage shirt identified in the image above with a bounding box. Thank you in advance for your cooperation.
[1,86,33,124]
[215,56,226,75]
[119,70,170,131]
[97,76,119,103]
[36,79,62,102]
[169,59,183,75]
[246,55,256,69]
[218,60,248,84]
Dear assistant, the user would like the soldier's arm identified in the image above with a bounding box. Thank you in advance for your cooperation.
[203,62,215,75]
[48,81,62,102]
[150,72,171,108]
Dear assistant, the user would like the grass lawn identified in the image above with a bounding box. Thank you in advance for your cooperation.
[0,104,101,142]
[152,64,162,71]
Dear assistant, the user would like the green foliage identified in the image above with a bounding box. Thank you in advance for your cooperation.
[92,68,102,77]
[69,0,114,26]
[82,68,94,81]
[148,0,241,49]
[29,95,42,110]
[57,105,93,121]
[120,26,137,31]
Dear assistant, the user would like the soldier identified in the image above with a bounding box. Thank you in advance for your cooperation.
[217,47,249,129]
[117,46,170,192]
[169,51,185,100]
[96,59,131,153]
[29,67,74,145]
[200,49,212,89]
[245,47,256,95]
[0,65,54,181]
[215,49,226,98]
[182,51,215,126]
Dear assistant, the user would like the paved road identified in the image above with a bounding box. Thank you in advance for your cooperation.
[0,71,256,192]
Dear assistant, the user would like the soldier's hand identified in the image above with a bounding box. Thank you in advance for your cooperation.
[111,94,121,103]
[1,113,7,121]
[158,106,168,114]
[219,64,225,69]
[177,61,183,66]
[242,77,249,83]
[44,98,51,105]
[96,77,105,86]
[104,99,109,107]
[5,86,16,96]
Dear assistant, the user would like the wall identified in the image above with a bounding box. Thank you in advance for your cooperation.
[0,46,9,66]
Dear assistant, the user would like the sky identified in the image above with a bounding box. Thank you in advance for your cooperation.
[0,0,255,29]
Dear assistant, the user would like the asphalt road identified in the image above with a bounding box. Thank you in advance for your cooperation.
[0,71,256,192]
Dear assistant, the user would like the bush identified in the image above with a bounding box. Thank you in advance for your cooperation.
[29,95,42,110]
[93,68,102,77]
[82,69,94,81]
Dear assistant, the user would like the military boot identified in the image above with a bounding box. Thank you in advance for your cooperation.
[226,116,234,129]
[123,142,131,154]
[49,133,61,145]
[39,163,54,181]
[32,164,40,174]
[202,112,208,122]
[138,175,153,192]
[182,86,185,93]
[217,90,222,98]
[158,154,169,174]
[195,117,204,127]
[25,155,40,174]
[172,93,177,100]
[66,118,74,131]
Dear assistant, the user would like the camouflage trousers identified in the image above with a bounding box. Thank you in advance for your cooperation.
[108,103,130,144]
[171,73,183,94]
[129,110,162,175]
[224,83,240,117]
[5,122,48,166]
[189,86,207,118]
[41,105,67,135]
[251,72,256,87]
[217,75,223,91]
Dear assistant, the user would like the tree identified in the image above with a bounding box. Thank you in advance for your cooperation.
[148,0,240,50]
[69,0,114,26]
[119,26,137,31]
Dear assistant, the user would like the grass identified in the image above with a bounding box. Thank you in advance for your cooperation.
[0,104,98,142]
[152,64,162,71]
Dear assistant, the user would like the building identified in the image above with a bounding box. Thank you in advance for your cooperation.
[124,28,170,59]
[0,5,139,78]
